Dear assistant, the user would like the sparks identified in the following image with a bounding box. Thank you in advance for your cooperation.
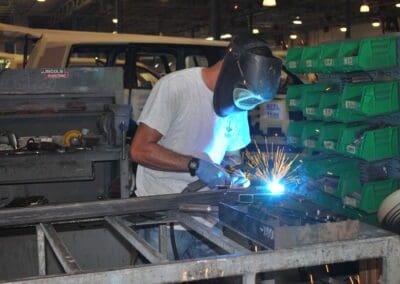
[243,138,300,192]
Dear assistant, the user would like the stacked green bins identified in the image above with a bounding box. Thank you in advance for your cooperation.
[285,35,400,218]
[286,36,398,74]
[302,83,337,120]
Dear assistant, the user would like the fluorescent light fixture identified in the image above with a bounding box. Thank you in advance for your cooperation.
[372,21,381,27]
[263,0,276,7]
[252,28,260,34]
[360,4,370,13]
[205,36,214,40]
[112,18,118,24]
[289,34,298,40]
[340,26,347,32]
[220,33,232,39]
[293,19,302,25]
[396,3,400,7]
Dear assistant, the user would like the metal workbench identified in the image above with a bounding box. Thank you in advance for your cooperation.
[0,190,399,284]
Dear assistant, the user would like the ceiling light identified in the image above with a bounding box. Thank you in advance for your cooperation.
[289,34,298,40]
[252,28,260,34]
[372,21,381,27]
[293,19,302,25]
[263,0,276,7]
[396,3,400,8]
[37,0,45,2]
[360,4,370,13]
[205,36,214,40]
[112,18,118,24]
[220,33,232,39]
[233,3,240,10]
[340,26,347,32]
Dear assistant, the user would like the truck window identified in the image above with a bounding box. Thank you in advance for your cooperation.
[137,53,176,75]
[185,55,208,68]
[67,46,111,67]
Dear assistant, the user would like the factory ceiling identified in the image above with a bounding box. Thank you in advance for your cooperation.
[1,0,399,42]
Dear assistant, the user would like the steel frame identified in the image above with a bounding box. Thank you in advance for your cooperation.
[1,191,399,284]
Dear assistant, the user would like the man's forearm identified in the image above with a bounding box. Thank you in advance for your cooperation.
[131,142,191,172]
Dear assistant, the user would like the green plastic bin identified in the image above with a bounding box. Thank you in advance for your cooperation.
[343,178,398,213]
[319,93,366,123]
[302,157,361,198]
[337,40,361,72]
[301,83,336,120]
[300,121,323,149]
[340,81,400,117]
[358,36,398,71]
[286,85,305,111]
[300,46,321,73]
[316,123,346,151]
[319,42,341,73]
[286,47,304,73]
[286,121,307,147]
[337,36,398,72]
[338,125,400,161]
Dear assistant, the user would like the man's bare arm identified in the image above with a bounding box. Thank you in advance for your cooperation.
[130,123,191,172]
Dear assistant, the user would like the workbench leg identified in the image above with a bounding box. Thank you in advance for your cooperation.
[159,225,168,258]
[120,152,131,199]
[36,225,46,276]
[242,273,256,284]
[381,237,400,284]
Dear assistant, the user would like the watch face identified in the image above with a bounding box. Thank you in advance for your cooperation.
[189,160,199,170]
[188,158,199,176]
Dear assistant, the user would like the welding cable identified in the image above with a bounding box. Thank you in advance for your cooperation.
[170,223,180,260]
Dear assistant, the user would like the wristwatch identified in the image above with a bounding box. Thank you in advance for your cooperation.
[188,157,200,176]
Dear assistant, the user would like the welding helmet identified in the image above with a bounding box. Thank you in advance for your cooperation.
[213,35,282,117]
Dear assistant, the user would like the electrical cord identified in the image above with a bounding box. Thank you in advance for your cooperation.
[170,223,180,260]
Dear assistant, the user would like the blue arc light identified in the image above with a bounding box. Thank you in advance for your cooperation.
[266,180,285,195]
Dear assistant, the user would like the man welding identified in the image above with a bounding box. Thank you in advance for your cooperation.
[130,35,282,259]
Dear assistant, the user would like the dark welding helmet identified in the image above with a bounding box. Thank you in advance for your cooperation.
[213,35,282,117]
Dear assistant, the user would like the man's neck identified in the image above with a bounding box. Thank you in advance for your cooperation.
[201,60,222,92]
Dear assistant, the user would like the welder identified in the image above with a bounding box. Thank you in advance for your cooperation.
[130,34,282,259]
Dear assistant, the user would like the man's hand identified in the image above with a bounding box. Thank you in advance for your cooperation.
[230,169,251,188]
[196,160,231,188]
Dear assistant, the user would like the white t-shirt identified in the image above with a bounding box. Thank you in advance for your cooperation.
[135,67,250,197]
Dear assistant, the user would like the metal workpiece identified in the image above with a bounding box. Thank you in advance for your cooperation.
[0,191,399,284]
[105,216,167,264]
[172,212,250,254]
[178,203,218,213]
[0,191,232,227]
[38,223,81,274]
